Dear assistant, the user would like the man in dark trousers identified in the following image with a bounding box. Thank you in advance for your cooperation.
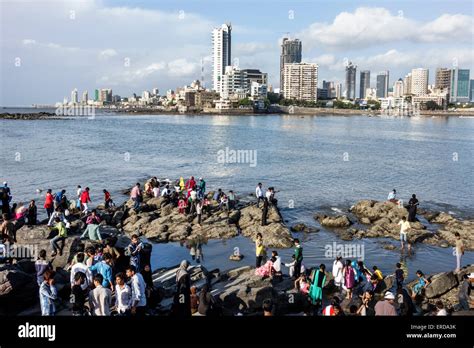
[261,197,269,226]
[293,239,303,278]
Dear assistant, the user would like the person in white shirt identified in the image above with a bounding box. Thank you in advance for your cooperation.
[161,185,170,197]
[398,216,411,251]
[115,272,132,315]
[332,256,344,288]
[387,189,397,203]
[284,255,305,278]
[152,185,160,198]
[76,185,82,210]
[126,266,147,316]
[255,183,264,207]
[89,274,111,316]
[435,301,447,316]
[271,251,282,278]
[70,252,92,290]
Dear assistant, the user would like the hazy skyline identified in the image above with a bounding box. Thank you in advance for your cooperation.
[1,0,473,105]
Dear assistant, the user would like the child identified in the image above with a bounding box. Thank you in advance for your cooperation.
[412,270,430,299]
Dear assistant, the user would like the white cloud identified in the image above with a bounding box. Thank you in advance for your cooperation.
[298,7,473,50]
[98,49,118,60]
[22,39,36,45]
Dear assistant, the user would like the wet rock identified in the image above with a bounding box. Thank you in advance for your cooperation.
[291,223,319,233]
[431,212,455,224]
[425,271,459,299]
[314,214,352,228]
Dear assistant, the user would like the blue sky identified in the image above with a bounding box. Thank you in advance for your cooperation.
[1,0,473,105]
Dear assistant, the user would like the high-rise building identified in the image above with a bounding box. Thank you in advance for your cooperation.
[283,63,318,102]
[376,71,389,99]
[212,23,232,93]
[280,38,302,92]
[242,69,268,86]
[393,79,404,98]
[152,88,159,96]
[403,73,412,95]
[71,88,78,104]
[411,68,429,96]
[82,90,88,104]
[470,79,474,102]
[344,62,357,99]
[359,70,370,99]
[221,66,249,99]
[99,88,113,103]
[335,83,342,99]
[94,89,99,102]
[323,80,337,99]
[435,68,451,90]
[450,68,470,103]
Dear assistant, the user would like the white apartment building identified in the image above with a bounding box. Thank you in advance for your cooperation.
[411,68,429,96]
[212,23,232,94]
[283,63,318,102]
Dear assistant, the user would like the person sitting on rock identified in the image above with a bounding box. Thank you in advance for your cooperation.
[50,217,67,257]
[294,273,310,294]
[270,251,282,280]
[387,189,398,203]
[255,257,274,278]
[411,270,430,299]
[372,265,383,281]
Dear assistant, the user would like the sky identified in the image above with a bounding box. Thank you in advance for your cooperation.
[0,0,473,105]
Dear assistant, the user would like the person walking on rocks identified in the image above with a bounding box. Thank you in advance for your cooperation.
[408,194,419,222]
[103,189,114,209]
[255,233,265,268]
[44,189,54,218]
[398,216,411,251]
[293,239,303,279]
[130,183,142,212]
[454,232,464,272]
[80,187,91,215]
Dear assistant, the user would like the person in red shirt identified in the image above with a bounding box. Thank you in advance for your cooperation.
[80,187,91,214]
[103,189,114,209]
[44,189,54,218]
[185,176,196,191]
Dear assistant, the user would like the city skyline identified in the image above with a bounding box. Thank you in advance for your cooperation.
[1,0,473,105]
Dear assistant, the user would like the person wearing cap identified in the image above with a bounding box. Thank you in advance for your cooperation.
[375,291,398,316]
[457,273,474,311]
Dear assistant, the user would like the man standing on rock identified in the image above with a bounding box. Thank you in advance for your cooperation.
[454,232,464,272]
[80,187,91,215]
[198,177,206,199]
[261,197,269,226]
[293,239,303,278]
[398,216,411,251]
[256,183,264,207]
[130,183,142,212]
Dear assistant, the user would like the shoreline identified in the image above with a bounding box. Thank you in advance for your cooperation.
[2,108,474,120]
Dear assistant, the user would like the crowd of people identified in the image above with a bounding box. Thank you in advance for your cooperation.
[0,180,473,316]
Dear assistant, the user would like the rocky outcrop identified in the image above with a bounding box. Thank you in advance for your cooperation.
[424,271,459,299]
[0,264,38,314]
[119,193,292,248]
[290,223,319,233]
[314,214,352,228]
[349,200,431,244]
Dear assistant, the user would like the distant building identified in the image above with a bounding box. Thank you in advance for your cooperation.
[470,79,474,102]
[323,80,337,99]
[345,62,357,100]
[403,73,412,95]
[450,68,470,103]
[360,70,370,99]
[82,90,88,104]
[280,38,302,92]
[94,89,99,102]
[99,88,112,103]
[283,63,318,102]
[376,71,389,99]
[195,91,220,108]
[411,68,429,96]
[212,23,232,93]
[250,81,268,100]
[152,88,159,96]
[71,88,78,104]
[335,83,342,99]
[435,68,451,90]
[317,88,328,100]
[242,69,268,86]
[393,78,404,98]
[222,66,249,99]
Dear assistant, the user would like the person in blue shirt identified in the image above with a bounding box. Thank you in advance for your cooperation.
[127,234,143,272]
[39,269,58,316]
[54,189,66,209]
[89,253,113,288]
